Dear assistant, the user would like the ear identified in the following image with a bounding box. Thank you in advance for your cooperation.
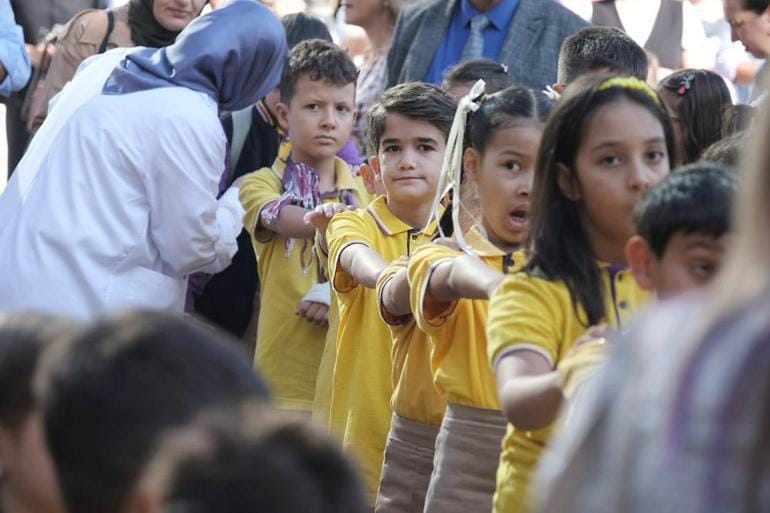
[556,163,581,201]
[274,101,290,134]
[553,83,567,94]
[359,160,378,195]
[463,147,480,182]
[625,235,655,291]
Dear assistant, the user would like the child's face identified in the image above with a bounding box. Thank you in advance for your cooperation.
[372,113,446,206]
[276,75,356,167]
[627,231,729,299]
[0,413,65,513]
[464,120,542,252]
[566,99,670,262]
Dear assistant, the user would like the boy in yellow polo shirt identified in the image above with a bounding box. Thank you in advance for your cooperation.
[239,40,368,411]
[306,82,456,504]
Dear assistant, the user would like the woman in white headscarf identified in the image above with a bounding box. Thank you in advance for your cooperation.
[0,0,288,321]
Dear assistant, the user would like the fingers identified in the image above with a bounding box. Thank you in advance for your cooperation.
[296,299,312,317]
[297,301,329,326]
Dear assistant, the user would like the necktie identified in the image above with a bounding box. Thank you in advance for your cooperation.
[460,14,492,61]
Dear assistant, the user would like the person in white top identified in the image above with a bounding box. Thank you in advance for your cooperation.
[0,0,288,320]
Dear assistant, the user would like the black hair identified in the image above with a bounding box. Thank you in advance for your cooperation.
[0,313,79,430]
[438,86,553,237]
[700,132,747,172]
[150,405,367,513]
[367,82,456,156]
[557,26,648,84]
[442,58,511,94]
[37,311,269,513]
[526,74,675,326]
[279,39,359,103]
[723,103,755,137]
[659,69,732,164]
[281,13,332,49]
[635,164,737,258]
[742,0,770,14]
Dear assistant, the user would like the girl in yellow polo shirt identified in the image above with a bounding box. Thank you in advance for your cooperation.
[486,75,676,513]
[403,85,553,513]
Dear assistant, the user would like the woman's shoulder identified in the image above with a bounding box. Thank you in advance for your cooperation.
[60,5,131,47]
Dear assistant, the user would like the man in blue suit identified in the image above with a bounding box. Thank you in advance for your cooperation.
[385,0,589,90]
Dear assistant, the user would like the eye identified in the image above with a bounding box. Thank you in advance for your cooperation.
[599,155,621,166]
[384,145,400,153]
[336,105,351,113]
[646,150,666,163]
[417,144,436,152]
[689,260,717,279]
[503,160,522,172]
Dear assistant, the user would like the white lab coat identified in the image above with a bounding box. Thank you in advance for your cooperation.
[0,49,243,320]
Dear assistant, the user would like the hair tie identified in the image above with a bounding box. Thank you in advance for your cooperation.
[425,79,486,253]
[674,72,696,96]
[597,76,662,108]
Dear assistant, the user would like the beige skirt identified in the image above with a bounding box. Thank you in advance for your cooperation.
[423,403,507,513]
[374,413,440,513]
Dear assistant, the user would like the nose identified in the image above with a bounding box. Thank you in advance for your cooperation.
[516,169,534,197]
[320,106,337,130]
[628,159,658,193]
[398,147,417,170]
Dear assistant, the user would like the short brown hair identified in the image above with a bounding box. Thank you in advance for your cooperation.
[279,39,358,103]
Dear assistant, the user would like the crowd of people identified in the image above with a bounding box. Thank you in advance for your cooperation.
[0,0,768,513]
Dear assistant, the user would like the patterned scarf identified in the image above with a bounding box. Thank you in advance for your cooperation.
[262,154,358,271]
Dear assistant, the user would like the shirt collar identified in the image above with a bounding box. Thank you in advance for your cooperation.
[366,196,441,236]
[459,0,519,30]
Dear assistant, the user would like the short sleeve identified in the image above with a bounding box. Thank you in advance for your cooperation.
[239,167,281,242]
[407,243,462,335]
[376,259,410,326]
[487,273,563,371]
[326,210,375,294]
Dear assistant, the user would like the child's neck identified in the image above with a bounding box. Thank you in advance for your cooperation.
[385,197,433,230]
[483,221,520,255]
[292,150,337,191]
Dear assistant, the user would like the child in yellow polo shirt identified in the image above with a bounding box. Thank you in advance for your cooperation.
[486,75,674,513]
[305,82,456,504]
[402,85,552,513]
[238,40,368,411]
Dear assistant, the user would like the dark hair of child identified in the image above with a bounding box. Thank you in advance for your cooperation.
[442,58,511,94]
[659,69,732,163]
[701,133,747,172]
[438,86,554,237]
[525,74,675,326]
[147,405,368,513]
[0,314,79,430]
[367,81,457,156]
[742,0,770,13]
[281,13,332,49]
[634,164,737,258]
[722,103,755,137]
[557,26,648,84]
[279,39,359,103]
[36,311,269,513]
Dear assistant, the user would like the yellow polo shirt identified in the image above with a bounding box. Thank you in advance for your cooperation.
[239,148,370,410]
[376,259,446,426]
[326,195,438,503]
[408,231,525,410]
[487,266,650,513]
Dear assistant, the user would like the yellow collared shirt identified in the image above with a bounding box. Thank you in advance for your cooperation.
[325,195,438,503]
[487,266,650,513]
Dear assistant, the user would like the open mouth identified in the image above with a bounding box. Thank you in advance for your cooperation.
[508,209,528,230]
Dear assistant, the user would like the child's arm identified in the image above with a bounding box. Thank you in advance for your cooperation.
[304,203,356,255]
[429,254,506,301]
[495,352,564,431]
[338,244,387,290]
[381,266,411,318]
[261,204,316,239]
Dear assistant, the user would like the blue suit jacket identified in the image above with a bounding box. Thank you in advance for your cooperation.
[385,0,589,90]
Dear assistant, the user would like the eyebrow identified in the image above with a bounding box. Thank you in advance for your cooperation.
[591,137,666,152]
[381,137,440,145]
[684,239,722,251]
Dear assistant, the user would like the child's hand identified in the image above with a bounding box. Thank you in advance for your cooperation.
[569,324,615,354]
[303,203,354,232]
[296,300,329,327]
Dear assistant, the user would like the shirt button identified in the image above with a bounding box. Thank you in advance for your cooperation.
[619,300,628,309]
